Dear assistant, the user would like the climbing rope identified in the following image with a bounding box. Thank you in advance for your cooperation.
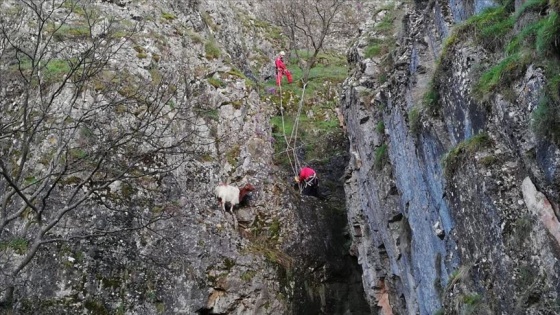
[277,79,308,192]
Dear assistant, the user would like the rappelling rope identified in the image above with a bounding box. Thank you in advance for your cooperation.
[278,79,307,192]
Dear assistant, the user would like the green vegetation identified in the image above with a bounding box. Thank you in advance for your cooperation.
[374,143,388,170]
[423,82,440,114]
[408,106,422,134]
[0,238,28,254]
[461,293,484,314]
[161,12,176,21]
[62,0,86,16]
[531,96,560,144]
[473,52,530,100]
[364,38,386,58]
[376,121,385,133]
[264,51,347,168]
[49,23,91,41]
[208,77,225,88]
[201,11,219,32]
[270,114,342,167]
[241,270,257,281]
[204,40,221,59]
[223,257,236,270]
[226,144,240,166]
[269,218,281,240]
[265,51,347,104]
[187,29,204,44]
[443,133,493,178]
[41,59,71,84]
[84,299,109,314]
[436,0,560,144]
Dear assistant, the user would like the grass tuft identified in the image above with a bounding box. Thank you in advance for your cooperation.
[205,40,221,59]
[443,133,493,178]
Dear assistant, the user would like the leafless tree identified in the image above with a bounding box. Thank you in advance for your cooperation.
[0,0,205,307]
[262,0,362,82]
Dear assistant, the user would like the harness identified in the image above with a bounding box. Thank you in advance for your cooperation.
[303,173,317,188]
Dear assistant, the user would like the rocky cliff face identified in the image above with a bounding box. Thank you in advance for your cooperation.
[342,0,560,314]
[0,0,370,314]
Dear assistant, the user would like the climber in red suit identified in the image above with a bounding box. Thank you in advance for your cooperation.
[294,167,321,198]
[275,51,293,86]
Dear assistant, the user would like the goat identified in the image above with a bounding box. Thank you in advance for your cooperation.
[214,183,255,229]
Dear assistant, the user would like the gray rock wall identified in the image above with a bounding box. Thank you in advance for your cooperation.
[342,0,560,314]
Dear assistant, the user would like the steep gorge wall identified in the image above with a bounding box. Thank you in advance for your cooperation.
[0,0,370,314]
[342,0,560,314]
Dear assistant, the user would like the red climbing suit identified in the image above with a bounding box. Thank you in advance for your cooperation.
[298,167,316,183]
[275,55,293,86]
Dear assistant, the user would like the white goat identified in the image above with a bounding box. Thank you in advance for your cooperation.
[214,184,241,229]
[214,183,255,229]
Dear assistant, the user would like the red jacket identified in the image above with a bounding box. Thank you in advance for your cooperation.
[275,56,287,73]
[298,167,316,182]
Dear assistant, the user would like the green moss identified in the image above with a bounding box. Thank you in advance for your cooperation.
[375,8,396,35]
[231,100,243,109]
[208,77,225,88]
[161,12,176,21]
[269,218,280,240]
[376,121,385,133]
[479,155,497,166]
[69,148,88,159]
[443,133,493,178]
[45,59,71,80]
[195,108,219,121]
[463,293,482,305]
